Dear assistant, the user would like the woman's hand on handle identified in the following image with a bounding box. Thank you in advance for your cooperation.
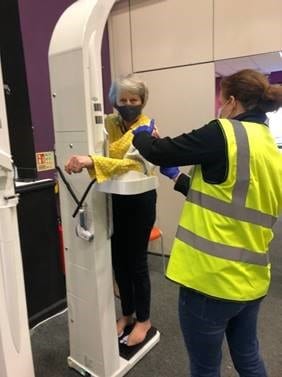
[64,155,93,174]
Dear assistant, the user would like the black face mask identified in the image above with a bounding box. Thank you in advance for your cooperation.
[115,105,142,123]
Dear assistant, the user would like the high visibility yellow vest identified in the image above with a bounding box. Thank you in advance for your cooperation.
[166,119,282,301]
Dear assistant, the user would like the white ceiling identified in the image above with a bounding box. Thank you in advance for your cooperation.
[215,51,282,77]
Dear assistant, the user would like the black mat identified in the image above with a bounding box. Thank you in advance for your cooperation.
[119,327,158,360]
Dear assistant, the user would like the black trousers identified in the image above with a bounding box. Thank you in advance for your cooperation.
[111,190,156,322]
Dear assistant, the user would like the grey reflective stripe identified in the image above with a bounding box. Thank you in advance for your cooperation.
[186,119,277,228]
[187,189,276,228]
[231,119,250,204]
[176,226,269,266]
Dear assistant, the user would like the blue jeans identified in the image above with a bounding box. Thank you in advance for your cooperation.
[178,287,267,377]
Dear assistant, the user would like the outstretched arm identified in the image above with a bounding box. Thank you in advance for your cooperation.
[64,154,144,183]
[65,155,93,174]
[132,121,226,167]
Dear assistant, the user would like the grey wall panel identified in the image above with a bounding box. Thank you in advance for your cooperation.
[130,0,213,72]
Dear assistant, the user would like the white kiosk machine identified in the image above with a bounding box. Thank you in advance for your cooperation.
[49,1,159,376]
[0,59,35,377]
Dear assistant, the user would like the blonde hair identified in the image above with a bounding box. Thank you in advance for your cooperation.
[108,74,149,107]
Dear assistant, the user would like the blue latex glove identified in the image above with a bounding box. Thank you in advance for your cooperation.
[132,119,155,135]
[160,166,180,179]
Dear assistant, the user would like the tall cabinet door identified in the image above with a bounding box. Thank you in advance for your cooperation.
[0,0,37,179]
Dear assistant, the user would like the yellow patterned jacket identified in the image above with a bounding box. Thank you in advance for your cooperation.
[88,113,155,183]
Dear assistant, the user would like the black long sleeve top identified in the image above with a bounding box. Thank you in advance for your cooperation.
[133,111,268,196]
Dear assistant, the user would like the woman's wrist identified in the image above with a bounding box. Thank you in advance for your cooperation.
[172,172,181,182]
[87,155,94,168]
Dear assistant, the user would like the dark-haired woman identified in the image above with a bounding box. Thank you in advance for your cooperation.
[133,69,282,376]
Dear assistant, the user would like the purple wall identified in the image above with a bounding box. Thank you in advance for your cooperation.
[18,0,112,179]
[269,71,282,84]
[102,27,113,115]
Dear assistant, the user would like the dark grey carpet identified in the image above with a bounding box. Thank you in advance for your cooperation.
[31,218,282,377]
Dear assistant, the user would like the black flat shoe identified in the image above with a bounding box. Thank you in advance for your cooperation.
[119,327,157,360]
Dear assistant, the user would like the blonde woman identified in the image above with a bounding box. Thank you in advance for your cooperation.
[65,74,156,346]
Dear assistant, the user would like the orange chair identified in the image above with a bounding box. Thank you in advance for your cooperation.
[149,226,166,274]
